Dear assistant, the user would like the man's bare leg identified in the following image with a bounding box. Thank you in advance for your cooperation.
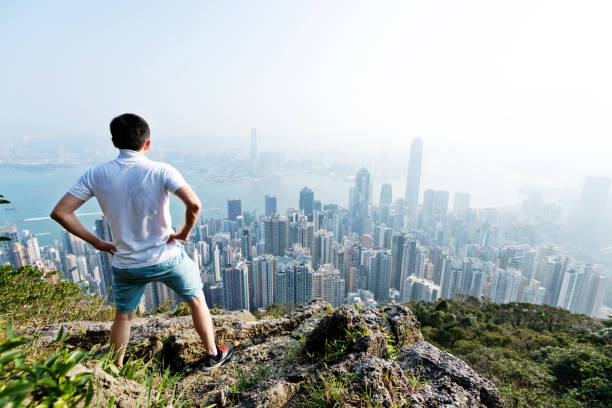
[187,293,217,356]
[110,311,136,368]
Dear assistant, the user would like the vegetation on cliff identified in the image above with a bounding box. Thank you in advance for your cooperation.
[409,298,612,408]
[1,263,610,407]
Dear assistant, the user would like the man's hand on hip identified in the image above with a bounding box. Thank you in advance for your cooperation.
[95,239,117,255]
[167,232,189,243]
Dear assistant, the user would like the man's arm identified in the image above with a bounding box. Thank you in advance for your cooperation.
[50,193,117,254]
[168,185,201,243]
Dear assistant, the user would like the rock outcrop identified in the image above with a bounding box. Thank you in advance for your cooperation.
[41,300,505,407]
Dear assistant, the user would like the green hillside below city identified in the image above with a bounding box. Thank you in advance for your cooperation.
[408,298,611,407]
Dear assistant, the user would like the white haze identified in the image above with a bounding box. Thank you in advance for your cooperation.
[1,1,611,208]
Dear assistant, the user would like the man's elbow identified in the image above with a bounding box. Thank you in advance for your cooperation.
[50,210,61,221]
[188,201,202,212]
[50,208,68,222]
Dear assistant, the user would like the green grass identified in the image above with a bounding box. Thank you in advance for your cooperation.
[300,372,356,408]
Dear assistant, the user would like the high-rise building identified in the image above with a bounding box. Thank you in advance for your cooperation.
[313,229,333,270]
[574,176,611,249]
[227,199,242,221]
[521,280,547,305]
[275,256,312,305]
[144,282,170,311]
[223,261,249,310]
[264,215,289,256]
[250,128,258,175]
[265,195,277,217]
[391,233,407,290]
[453,193,471,220]
[11,242,27,268]
[299,187,314,216]
[440,258,464,299]
[557,265,586,312]
[399,238,418,300]
[95,217,113,300]
[403,275,440,302]
[240,227,252,259]
[404,138,423,211]
[212,245,221,281]
[312,264,345,307]
[422,189,449,221]
[460,259,485,298]
[363,249,392,304]
[251,255,276,309]
[583,267,606,318]
[491,268,522,304]
[379,183,393,207]
[351,168,371,235]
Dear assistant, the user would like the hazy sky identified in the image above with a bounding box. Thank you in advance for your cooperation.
[2,1,611,206]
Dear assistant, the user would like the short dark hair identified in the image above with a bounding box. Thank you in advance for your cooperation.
[110,113,150,150]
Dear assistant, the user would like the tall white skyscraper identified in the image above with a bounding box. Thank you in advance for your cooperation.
[351,168,371,235]
[404,138,423,211]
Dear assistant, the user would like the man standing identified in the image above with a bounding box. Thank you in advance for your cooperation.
[50,113,232,371]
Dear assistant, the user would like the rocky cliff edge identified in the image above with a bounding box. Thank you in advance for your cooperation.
[39,300,505,407]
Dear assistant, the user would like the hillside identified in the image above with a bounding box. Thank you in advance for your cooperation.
[409,298,611,408]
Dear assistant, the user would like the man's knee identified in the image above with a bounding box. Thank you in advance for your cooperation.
[186,293,206,309]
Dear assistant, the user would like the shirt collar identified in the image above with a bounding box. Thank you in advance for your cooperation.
[117,149,148,162]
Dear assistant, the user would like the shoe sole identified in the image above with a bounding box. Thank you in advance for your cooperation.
[201,349,233,371]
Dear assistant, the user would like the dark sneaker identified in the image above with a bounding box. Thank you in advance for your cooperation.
[201,343,233,371]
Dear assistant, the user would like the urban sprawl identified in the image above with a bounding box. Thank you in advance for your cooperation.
[1,136,608,319]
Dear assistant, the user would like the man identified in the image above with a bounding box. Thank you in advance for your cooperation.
[50,113,232,371]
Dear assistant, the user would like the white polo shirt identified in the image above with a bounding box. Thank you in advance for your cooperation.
[68,149,187,269]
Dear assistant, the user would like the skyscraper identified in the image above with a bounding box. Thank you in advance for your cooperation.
[240,227,252,259]
[223,261,250,310]
[440,258,464,299]
[453,192,471,220]
[264,215,289,256]
[351,168,371,235]
[574,176,611,249]
[312,264,345,307]
[94,217,113,301]
[265,195,277,217]
[379,183,393,207]
[314,229,334,269]
[491,268,522,304]
[275,256,312,305]
[227,199,242,221]
[250,128,258,175]
[251,255,276,309]
[363,249,392,304]
[391,233,407,290]
[299,187,314,216]
[404,138,423,211]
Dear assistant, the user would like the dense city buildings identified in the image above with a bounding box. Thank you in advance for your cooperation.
[0,142,609,320]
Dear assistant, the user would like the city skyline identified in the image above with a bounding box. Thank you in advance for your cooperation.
[2,162,610,319]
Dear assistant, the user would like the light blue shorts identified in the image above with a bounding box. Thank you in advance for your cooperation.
[111,249,203,313]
